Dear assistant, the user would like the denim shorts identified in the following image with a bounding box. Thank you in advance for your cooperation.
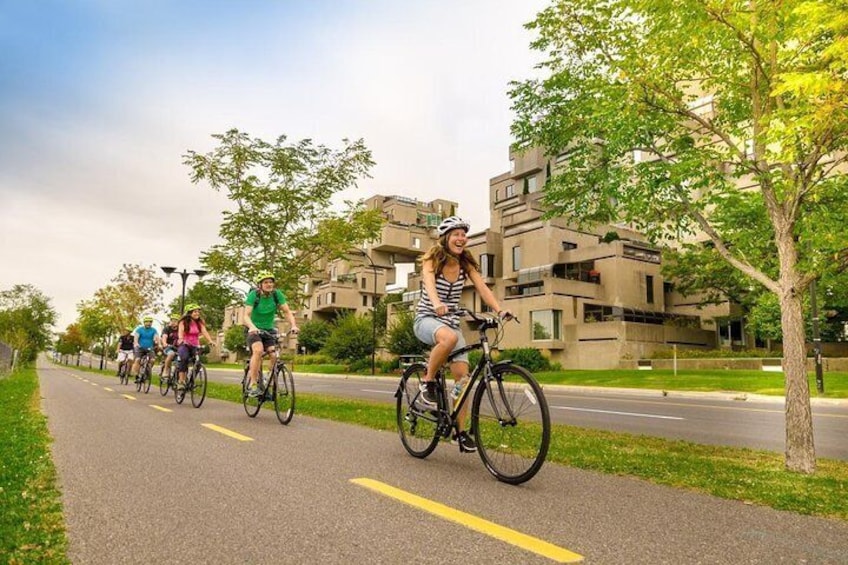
[413,316,468,363]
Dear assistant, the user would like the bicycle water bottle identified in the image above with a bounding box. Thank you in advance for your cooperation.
[450,376,470,400]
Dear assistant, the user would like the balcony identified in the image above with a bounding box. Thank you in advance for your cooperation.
[505,277,600,300]
[371,223,432,254]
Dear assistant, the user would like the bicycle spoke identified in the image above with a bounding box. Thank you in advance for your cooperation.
[472,365,550,484]
[396,363,440,458]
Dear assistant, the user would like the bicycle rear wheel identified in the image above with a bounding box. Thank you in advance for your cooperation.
[396,363,440,458]
[120,364,128,386]
[472,364,550,485]
[159,370,170,396]
[242,368,261,417]
[190,366,207,408]
[273,364,295,425]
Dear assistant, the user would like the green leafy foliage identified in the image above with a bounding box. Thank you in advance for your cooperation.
[322,312,374,362]
[166,278,243,330]
[498,348,552,372]
[223,325,247,357]
[183,129,384,307]
[511,0,848,472]
[296,318,332,354]
[0,284,57,363]
[386,309,428,356]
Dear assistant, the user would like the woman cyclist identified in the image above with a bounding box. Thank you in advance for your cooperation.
[414,216,511,453]
[175,304,215,392]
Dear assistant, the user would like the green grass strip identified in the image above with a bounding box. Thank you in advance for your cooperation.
[0,367,69,564]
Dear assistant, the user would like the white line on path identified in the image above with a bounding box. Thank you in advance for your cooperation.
[551,406,684,420]
[361,389,394,395]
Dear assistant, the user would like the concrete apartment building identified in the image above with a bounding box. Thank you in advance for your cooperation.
[392,146,726,369]
[303,194,457,322]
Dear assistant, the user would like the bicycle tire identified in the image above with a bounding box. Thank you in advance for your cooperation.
[119,363,128,386]
[471,364,550,485]
[273,364,295,425]
[243,367,261,417]
[191,366,207,408]
[135,371,142,392]
[396,363,440,458]
[159,371,170,396]
[175,369,189,405]
[142,364,151,393]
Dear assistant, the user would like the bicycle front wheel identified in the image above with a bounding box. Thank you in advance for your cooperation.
[191,366,207,408]
[175,370,188,405]
[396,363,440,458]
[472,364,550,485]
[273,365,295,425]
[159,371,170,396]
[143,366,152,394]
[243,369,261,417]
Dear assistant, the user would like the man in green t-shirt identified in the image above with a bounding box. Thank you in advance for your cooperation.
[243,272,299,397]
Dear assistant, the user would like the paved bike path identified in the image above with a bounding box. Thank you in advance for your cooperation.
[40,360,848,564]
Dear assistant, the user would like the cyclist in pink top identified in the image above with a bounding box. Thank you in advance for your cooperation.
[175,303,215,391]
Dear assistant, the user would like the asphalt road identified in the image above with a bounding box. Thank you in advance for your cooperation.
[39,359,848,564]
[203,366,848,461]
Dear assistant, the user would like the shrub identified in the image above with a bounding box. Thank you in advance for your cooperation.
[297,319,332,354]
[380,357,400,373]
[323,313,374,362]
[497,348,551,372]
[348,357,372,373]
[386,309,428,356]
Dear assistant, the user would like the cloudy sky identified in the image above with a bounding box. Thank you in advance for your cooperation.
[0,0,547,330]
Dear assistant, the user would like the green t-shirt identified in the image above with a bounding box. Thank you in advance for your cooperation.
[245,289,287,331]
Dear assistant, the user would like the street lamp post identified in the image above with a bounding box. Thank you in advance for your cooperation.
[161,267,208,314]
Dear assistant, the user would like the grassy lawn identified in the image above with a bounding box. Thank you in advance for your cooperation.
[0,367,68,564]
[535,369,848,398]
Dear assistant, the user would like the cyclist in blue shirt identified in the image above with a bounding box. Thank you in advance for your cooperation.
[131,315,161,383]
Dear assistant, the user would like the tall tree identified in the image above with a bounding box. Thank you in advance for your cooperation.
[511,0,848,473]
[0,284,57,363]
[86,264,168,332]
[183,129,384,307]
[166,279,243,331]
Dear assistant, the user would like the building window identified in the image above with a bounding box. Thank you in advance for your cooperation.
[328,292,335,304]
[412,237,421,249]
[363,295,368,307]
[505,184,515,198]
[646,275,654,304]
[512,246,521,271]
[480,254,495,277]
[494,189,500,202]
[361,277,367,289]
[531,310,561,340]
[526,175,537,193]
[561,241,577,251]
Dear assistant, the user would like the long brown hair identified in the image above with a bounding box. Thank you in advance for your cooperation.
[419,234,480,276]
[181,312,206,335]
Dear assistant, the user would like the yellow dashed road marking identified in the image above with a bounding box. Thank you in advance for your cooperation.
[351,478,583,563]
[201,423,254,442]
[104,387,114,392]
[150,405,173,413]
[121,394,136,401]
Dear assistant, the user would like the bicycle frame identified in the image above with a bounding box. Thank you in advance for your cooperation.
[421,311,518,437]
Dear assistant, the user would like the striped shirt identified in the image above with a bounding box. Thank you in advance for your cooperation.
[415,268,467,328]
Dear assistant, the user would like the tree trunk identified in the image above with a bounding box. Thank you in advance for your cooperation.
[778,287,816,473]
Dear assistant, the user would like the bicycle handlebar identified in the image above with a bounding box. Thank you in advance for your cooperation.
[447,305,520,325]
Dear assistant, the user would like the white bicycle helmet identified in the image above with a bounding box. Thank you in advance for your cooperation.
[437,216,470,237]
